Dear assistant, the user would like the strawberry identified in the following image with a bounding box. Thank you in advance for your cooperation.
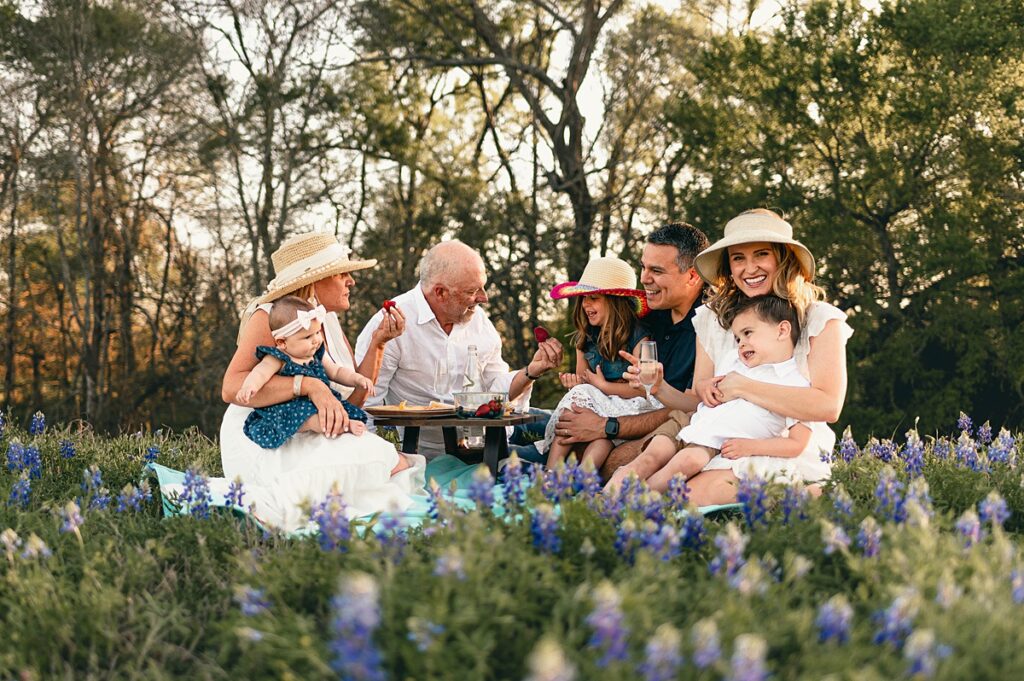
[382,300,396,311]
[474,404,491,418]
[533,326,550,343]
[488,399,500,411]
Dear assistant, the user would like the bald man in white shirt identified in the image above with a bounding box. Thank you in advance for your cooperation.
[355,240,563,456]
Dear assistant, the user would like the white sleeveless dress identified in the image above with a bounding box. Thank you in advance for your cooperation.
[692,302,854,483]
[220,304,425,531]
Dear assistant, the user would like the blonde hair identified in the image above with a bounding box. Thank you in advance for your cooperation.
[571,295,639,361]
[705,209,824,328]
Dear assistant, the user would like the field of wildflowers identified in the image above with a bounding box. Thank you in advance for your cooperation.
[2,409,1024,680]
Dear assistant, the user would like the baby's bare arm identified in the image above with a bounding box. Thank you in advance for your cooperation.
[236,356,285,404]
[323,357,374,393]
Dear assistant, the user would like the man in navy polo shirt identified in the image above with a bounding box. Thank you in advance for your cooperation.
[553,222,708,479]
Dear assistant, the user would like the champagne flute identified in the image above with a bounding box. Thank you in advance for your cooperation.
[433,359,450,402]
[638,341,659,400]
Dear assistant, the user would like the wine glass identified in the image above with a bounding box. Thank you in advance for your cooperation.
[433,359,450,401]
[638,341,659,400]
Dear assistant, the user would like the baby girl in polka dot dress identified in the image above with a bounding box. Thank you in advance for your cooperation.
[237,296,377,449]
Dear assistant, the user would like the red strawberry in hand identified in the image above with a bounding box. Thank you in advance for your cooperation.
[382,300,396,311]
[533,326,550,343]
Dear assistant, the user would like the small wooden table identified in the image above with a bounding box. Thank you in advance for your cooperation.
[370,413,543,476]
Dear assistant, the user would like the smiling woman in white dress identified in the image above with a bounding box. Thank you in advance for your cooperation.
[219,232,424,531]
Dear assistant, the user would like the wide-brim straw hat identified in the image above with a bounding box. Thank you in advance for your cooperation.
[693,211,815,284]
[254,232,377,304]
[550,256,650,317]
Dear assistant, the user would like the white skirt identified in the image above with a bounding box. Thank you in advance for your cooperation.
[220,404,426,531]
[536,383,662,455]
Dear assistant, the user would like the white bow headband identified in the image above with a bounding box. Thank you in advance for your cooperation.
[272,304,328,339]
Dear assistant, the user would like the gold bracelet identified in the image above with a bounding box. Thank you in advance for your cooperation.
[293,375,303,397]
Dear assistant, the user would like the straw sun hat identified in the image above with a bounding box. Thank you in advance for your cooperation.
[550,256,650,317]
[255,232,377,305]
[693,211,816,284]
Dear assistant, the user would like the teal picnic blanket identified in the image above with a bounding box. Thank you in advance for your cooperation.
[144,458,739,537]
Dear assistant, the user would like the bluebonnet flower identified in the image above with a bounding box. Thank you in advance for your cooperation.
[22,445,41,479]
[978,491,1010,528]
[874,466,905,522]
[903,629,951,678]
[727,633,769,681]
[433,546,466,580]
[934,573,962,610]
[6,440,25,472]
[868,437,896,463]
[787,554,813,581]
[782,483,809,525]
[60,439,76,459]
[957,411,972,434]
[665,474,690,512]
[637,624,682,681]
[728,561,768,597]
[987,428,1016,465]
[680,512,706,550]
[531,503,561,554]
[822,520,851,555]
[932,437,952,460]
[225,477,245,507]
[873,588,918,647]
[977,421,992,445]
[329,573,385,681]
[691,618,721,669]
[614,519,641,561]
[407,617,445,652]
[1,528,21,559]
[501,453,527,507]
[573,461,603,498]
[28,411,45,436]
[586,582,629,667]
[309,486,351,552]
[115,482,152,512]
[710,523,748,578]
[904,478,934,522]
[955,509,982,548]
[181,467,213,519]
[902,429,925,477]
[467,465,495,509]
[832,484,854,518]
[425,479,447,522]
[636,491,666,525]
[9,472,31,508]
[954,432,982,472]
[1011,570,1024,604]
[524,638,576,681]
[736,473,769,528]
[0,411,4,438]
[837,426,858,462]
[376,513,406,560]
[857,516,882,558]
[20,533,51,560]
[81,465,111,510]
[817,594,853,643]
[60,500,84,535]
[641,522,681,562]
[539,462,574,502]
[144,445,160,463]
[234,585,270,616]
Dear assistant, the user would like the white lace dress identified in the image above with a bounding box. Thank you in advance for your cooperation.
[693,302,854,483]
[220,304,426,531]
[536,387,662,456]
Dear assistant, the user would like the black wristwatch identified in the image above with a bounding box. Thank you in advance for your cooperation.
[604,417,620,438]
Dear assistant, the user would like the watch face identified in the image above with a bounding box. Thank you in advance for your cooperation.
[605,418,619,437]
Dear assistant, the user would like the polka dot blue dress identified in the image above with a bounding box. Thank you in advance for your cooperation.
[243,345,368,449]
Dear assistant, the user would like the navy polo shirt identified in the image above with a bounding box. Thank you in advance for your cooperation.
[640,307,698,392]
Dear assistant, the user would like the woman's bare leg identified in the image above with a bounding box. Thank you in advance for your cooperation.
[686,469,740,506]
[646,446,714,492]
[390,453,411,476]
[582,439,614,470]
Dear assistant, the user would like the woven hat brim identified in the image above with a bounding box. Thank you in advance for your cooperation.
[550,282,650,318]
[693,230,815,284]
[255,257,377,304]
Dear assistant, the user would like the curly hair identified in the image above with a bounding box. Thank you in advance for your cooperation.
[571,295,639,362]
[704,209,824,330]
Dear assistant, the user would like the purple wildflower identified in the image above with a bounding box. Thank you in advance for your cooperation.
[467,465,495,509]
[6,440,24,472]
[641,522,681,562]
[957,411,972,434]
[837,426,858,462]
[987,428,1016,465]
[501,453,527,507]
[955,509,983,548]
[955,432,982,472]
[710,523,748,577]
[531,504,561,554]
[433,546,466,580]
[309,487,351,552]
[874,466,905,522]
[638,624,682,681]
[903,629,951,678]
[691,618,721,669]
[60,439,76,459]
[60,501,84,534]
[727,633,769,681]
[407,617,445,652]
[868,437,896,463]
[816,595,853,643]
[144,445,160,463]
[902,429,925,477]
[1010,570,1024,604]
[22,445,41,479]
[978,491,1010,528]
[329,573,385,681]
[832,484,854,518]
[28,411,45,436]
[736,473,769,528]
[225,477,245,507]
[614,519,642,562]
[376,513,406,560]
[782,483,810,525]
[904,478,934,521]
[20,533,51,560]
[0,412,4,437]
[857,516,882,558]
[680,512,707,550]
[115,483,151,512]
[9,473,31,508]
[81,465,111,510]
[665,474,690,512]
[234,585,270,616]
[585,582,629,667]
[822,520,851,555]
[977,421,992,445]
[873,588,918,647]
[181,467,213,519]
[932,437,952,460]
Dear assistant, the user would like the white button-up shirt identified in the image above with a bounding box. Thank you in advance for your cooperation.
[354,285,531,455]
[679,356,810,449]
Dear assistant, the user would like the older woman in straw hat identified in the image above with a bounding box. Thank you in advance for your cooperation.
[219,232,421,531]
[635,209,853,505]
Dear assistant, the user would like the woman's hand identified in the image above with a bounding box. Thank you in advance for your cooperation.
[715,372,749,403]
[371,305,406,346]
[306,379,349,437]
[694,375,726,407]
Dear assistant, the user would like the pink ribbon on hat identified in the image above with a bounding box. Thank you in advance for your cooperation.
[271,304,328,339]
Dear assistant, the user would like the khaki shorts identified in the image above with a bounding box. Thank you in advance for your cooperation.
[642,409,719,457]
